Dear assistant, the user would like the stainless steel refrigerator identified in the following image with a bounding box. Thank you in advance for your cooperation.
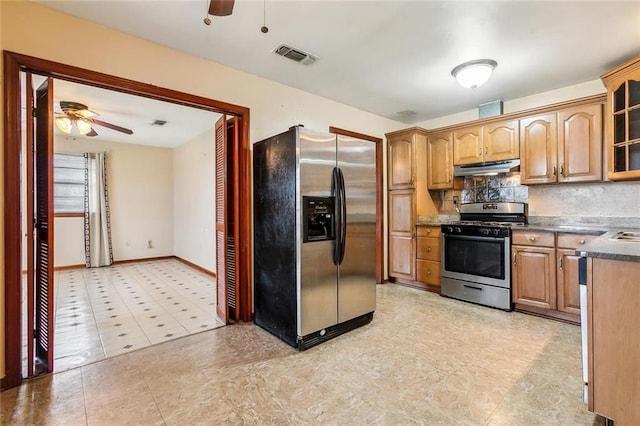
[253,126,377,350]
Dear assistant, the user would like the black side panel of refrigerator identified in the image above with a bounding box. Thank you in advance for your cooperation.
[253,129,297,347]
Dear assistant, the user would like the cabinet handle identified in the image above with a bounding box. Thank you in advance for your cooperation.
[426,269,432,275]
[484,146,488,155]
[479,149,482,156]
[560,163,565,177]
[427,247,432,252]
[412,231,416,240]
[448,174,452,182]
[410,175,415,185]
[529,236,536,242]
[559,256,563,270]
[426,229,431,234]
[513,252,517,265]
[552,164,557,176]
[579,239,585,244]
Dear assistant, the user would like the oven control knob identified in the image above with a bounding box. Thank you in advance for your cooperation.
[444,226,454,233]
[492,229,500,237]
[454,227,462,234]
[479,228,490,236]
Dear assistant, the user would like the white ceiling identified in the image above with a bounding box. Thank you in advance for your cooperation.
[34,0,640,125]
[52,80,221,148]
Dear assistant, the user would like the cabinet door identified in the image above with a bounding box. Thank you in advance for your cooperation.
[556,248,581,316]
[520,113,558,184]
[427,131,454,189]
[389,235,415,280]
[557,103,603,183]
[416,259,441,287]
[389,190,415,234]
[512,245,557,309]
[388,134,414,189]
[388,190,415,280]
[453,126,482,165]
[483,119,520,162]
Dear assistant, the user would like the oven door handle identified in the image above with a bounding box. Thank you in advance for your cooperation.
[442,235,505,243]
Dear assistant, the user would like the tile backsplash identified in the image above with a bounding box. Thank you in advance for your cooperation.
[462,173,528,203]
[431,173,529,214]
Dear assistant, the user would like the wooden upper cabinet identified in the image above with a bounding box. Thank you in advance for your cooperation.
[388,133,415,189]
[483,119,520,162]
[520,113,558,184]
[428,131,454,189]
[601,55,640,181]
[557,103,603,183]
[453,120,519,165]
[453,126,482,165]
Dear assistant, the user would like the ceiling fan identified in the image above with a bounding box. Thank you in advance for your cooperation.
[55,101,134,137]
[208,0,235,16]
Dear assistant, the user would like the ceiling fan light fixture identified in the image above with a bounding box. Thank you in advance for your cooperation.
[451,59,498,89]
[55,116,72,134]
[76,119,93,135]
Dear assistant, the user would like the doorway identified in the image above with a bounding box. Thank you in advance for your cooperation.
[3,51,253,389]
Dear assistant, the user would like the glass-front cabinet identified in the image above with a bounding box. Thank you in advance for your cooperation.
[602,56,640,180]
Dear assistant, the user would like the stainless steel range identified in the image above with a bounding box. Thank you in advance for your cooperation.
[440,202,526,311]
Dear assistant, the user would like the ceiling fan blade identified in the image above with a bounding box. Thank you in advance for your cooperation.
[208,0,234,16]
[86,128,99,137]
[76,109,99,119]
[89,118,134,135]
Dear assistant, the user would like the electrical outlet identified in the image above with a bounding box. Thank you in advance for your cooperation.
[148,240,153,249]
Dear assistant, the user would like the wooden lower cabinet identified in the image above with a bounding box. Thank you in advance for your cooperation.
[512,245,556,310]
[588,257,640,424]
[415,225,441,290]
[556,248,581,316]
[389,234,415,280]
[388,190,416,281]
[512,230,600,323]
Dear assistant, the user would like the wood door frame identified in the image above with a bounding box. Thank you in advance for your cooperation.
[2,51,253,389]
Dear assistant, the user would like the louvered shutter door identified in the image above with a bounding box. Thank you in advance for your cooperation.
[34,77,55,373]
[215,115,228,323]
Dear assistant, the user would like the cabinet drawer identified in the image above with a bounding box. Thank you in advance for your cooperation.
[416,260,441,287]
[556,233,600,249]
[417,226,441,238]
[417,237,440,261]
[512,231,555,247]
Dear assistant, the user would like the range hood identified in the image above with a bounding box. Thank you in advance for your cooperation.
[454,159,520,177]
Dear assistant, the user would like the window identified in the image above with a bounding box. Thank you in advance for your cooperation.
[53,153,85,214]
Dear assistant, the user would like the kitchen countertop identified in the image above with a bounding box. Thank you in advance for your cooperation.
[577,230,640,262]
[416,214,640,262]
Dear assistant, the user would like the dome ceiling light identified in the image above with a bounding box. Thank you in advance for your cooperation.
[451,59,498,89]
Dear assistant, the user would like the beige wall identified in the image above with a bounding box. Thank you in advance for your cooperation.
[0,0,404,379]
[417,80,606,129]
[51,130,219,271]
[55,137,175,262]
[173,128,216,273]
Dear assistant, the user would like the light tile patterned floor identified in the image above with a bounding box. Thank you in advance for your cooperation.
[22,259,223,374]
[6,284,604,425]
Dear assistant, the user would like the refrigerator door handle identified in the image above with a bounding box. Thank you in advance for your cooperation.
[331,167,341,266]
[338,168,347,265]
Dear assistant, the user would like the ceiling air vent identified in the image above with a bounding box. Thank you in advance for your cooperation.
[273,43,318,66]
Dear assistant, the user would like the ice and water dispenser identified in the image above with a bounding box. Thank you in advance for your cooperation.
[302,196,335,242]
